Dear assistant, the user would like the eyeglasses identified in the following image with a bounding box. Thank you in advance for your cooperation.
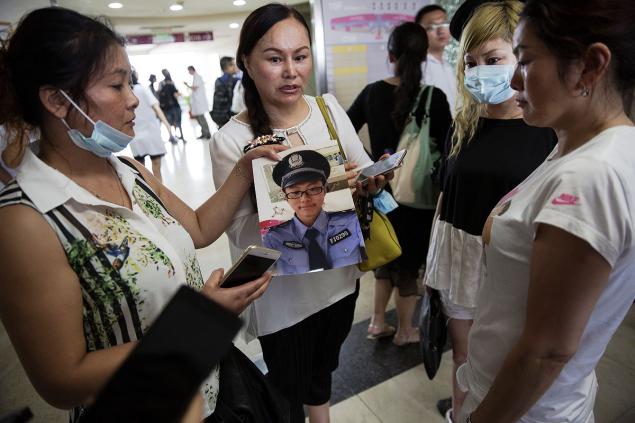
[285,186,324,200]
[425,22,450,32]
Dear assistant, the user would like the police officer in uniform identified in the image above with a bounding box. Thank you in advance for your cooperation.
[263,150,365,275]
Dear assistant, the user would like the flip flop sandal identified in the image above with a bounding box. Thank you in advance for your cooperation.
[392,331,420,346]
[366,323,396,339]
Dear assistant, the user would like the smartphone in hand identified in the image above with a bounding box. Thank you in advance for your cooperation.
[357,149,407,185]
[82,286,241,422]
[221,246,281,288]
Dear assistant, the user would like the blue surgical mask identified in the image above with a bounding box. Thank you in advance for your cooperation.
[464,64,516,104]
[373,189,399,214]
[59,90,133,158]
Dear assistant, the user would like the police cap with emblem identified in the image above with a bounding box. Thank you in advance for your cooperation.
[272,150,331,190]
[450,0,526,41]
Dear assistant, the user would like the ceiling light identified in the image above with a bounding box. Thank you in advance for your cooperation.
[229,23,240,29]
[233,0,246,6]
[108,2,123,8]
[169,1,184,11]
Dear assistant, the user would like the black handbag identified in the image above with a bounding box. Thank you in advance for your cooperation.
[206,345,290,423]
[418,289,448,380]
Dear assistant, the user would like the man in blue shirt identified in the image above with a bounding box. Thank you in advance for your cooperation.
[263,150,365,275]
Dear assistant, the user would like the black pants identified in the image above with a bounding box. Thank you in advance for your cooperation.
[258,282,359,423]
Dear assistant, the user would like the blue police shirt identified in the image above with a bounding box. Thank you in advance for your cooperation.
[263,209,365,275]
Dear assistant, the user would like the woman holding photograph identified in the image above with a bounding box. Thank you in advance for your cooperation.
[0,7,283,421]
[210,4,388,422]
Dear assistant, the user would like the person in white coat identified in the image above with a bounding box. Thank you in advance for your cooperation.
[130,70,175,182]
[185,65,211,139]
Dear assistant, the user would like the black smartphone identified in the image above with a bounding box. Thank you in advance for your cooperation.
[82,286,241,423]
[221,245,281,288]
[357,149,407,185]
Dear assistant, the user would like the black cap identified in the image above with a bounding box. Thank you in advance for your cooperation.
[450,0,526,41]
[272,150,331,190]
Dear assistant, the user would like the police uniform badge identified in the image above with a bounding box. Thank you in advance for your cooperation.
[289,153,303,169]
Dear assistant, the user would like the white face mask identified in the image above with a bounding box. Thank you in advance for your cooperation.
[59,90,133,158]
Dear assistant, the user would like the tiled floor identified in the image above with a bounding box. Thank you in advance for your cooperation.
[1,116,634,422]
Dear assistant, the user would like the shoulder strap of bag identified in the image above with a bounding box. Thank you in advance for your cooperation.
[406,85,434,123]
[408,85,428,116]
[316,96,347,161]
[422,85,434,124]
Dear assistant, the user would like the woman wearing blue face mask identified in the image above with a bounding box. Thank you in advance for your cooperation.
[0,7,285,421]
[423,1,556,421]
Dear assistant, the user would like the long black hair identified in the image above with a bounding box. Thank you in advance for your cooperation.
[236,3,311,137]
[387,22,428,130]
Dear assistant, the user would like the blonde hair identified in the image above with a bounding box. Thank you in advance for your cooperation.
[450,0,523,157]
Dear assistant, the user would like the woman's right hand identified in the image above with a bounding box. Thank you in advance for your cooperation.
[201,268,272,314]
[239,144,288,171]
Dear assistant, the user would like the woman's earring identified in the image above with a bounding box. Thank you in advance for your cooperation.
[581,87,590,97]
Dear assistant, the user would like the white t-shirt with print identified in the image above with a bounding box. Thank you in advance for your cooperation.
[458,125,635,422]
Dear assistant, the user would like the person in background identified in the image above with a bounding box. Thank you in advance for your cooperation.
[184,65,211,140]
[130,70,176,182]
[348,22,452,346]
[210,56,239,128]
[210,4,388,422]
[0,7,283,421]
[148,74,158,99]
[458,1,635,422]
[415,4,458,117]
[424,1,557,421]
[158,68,185,141]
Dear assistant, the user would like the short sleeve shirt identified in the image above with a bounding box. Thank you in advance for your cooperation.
[461,125,635,422]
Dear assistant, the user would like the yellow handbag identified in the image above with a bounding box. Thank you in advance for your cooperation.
[316,97,402,271]
[358,208,402,272]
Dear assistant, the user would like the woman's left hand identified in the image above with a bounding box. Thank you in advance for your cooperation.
[354,153,394,197]
[202,269,272,315]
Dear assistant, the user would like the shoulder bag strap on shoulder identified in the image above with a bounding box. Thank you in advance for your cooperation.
[316,96,347,161]
[423,85,434,122]
[409,85,428,116]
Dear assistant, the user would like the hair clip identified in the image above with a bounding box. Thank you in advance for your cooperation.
[243,134,286,153]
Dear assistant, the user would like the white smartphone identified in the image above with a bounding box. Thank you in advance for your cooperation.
[221,245,281,288]
[357,149,407,185]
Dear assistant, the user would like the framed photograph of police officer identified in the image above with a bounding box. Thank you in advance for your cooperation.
[252,143,365,276]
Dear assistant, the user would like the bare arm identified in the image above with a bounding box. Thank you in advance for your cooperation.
[469,224,611,423]
[0,206,136,409]
[151,103,173,136]
[124,144,286,248]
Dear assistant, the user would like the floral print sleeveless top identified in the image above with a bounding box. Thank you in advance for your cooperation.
[0,148,219,421]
